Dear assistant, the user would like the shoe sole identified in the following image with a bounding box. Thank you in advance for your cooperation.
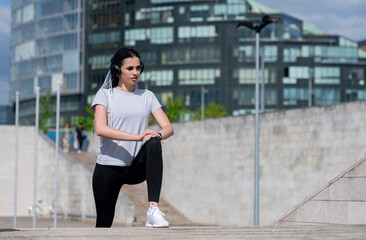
[145,223,169,228]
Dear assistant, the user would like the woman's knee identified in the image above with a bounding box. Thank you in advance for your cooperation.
[144,137,162,152]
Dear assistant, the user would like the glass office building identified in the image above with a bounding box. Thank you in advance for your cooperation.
[85,0,366,118]
[10,0,82,125]
[10,0,366,125]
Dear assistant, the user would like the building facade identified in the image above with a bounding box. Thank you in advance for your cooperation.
[10,0,366,125]
[10,0,83,125]
[85,0,366,118]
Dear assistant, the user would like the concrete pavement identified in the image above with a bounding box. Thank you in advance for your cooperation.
[1,224,366,239]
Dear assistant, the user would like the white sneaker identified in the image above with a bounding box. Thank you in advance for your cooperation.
[145,206,169,228]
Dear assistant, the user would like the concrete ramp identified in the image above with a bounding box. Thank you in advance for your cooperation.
[0,126,133,226]
[277,156,366,224]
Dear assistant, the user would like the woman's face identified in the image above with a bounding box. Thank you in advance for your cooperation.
[119,56,142,86]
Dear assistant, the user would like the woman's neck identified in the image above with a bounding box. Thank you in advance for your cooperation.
[116,83,135,93]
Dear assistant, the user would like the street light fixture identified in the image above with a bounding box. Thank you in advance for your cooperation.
[236,15,275,226]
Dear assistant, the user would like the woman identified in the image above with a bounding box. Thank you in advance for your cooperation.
[91,48,174,228]
[62,123,71,152]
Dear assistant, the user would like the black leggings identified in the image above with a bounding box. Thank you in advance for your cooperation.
[92,137,163,228]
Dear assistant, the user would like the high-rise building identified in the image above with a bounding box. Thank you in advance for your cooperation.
[10,0,83,125]
[10,0,366,125]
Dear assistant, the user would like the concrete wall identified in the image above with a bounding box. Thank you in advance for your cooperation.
[160,101,366,226]
[277,156,366,224]
[0,126,134,226]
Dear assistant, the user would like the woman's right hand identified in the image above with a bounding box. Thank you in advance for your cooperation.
[139,129,161,143]
[138,129,156,141]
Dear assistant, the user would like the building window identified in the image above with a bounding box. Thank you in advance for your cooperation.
[234,87,276,106]
[346,89,366,101]
[62,51,78,72]
[125,27,173,45]
[151,27,173,44]
[347,68,365,86]
[88,54,110,70]
[139,70,174,86]
[136,7,174,24]
[264,46,278,62]
[60,95,80,111]
[36,33,77,55]
[283,16,302,39]
[179,69,219,85]
[91,11,121,29]
[314,67,340,84]
[14,78,34,97]
[238,68,276,84]
[92,0,120,10]
[38,76,52,93]
[283,66,309,84]
[125,28,147,46]
[14,40,36,62]
[154,91,173,106]
[161,47,220,64]
[233,88,254,105]
[283,47,300,62]
[283,88,308,106]
[140,50,157,65]
[178,25,216,42]
[314,88,340,105]
[63,73,78,91]
[90,31,120,45]
[237,46,254,62]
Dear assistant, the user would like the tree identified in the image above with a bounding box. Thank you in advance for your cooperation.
[165,96,189,123]
[39,88,55,133]
[192,103,228,120]
[75,106,95,131]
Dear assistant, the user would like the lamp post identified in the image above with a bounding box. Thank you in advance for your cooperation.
[236,15,275,226]
[260,47,265,112]
[201,85,205,120]
[53,80,61,228]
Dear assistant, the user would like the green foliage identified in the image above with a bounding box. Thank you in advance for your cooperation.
[75,106,95,131]
[192,103,228,120]
[165,96,189,123]
[149,115,158,126]
[39,88,55,133]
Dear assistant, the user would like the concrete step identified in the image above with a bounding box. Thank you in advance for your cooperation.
[277,156,366,225]
[3,225,366,239]
[67,151,192,227]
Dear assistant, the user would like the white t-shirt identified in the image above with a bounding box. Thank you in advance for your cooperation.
[91,87,161,166]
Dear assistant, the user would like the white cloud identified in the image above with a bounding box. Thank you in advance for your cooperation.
[256,0,366,41]
[295,13,366,41]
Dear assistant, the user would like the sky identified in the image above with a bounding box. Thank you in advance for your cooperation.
[0,0,365,105]
[0,0,11,105]
[257,0,366,42]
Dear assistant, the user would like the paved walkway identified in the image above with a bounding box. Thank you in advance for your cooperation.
[1,224,366,239]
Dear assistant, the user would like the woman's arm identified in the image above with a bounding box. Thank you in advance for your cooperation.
[152,108,174,140]
[94,104,152,141]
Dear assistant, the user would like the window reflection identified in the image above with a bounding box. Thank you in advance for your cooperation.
[125,27,173,45]
[179,69,219,85]
[162,47,220,64]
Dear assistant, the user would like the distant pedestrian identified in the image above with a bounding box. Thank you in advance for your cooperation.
[75,122,86,153]
[62,123,71,152]
[91,47,174,228]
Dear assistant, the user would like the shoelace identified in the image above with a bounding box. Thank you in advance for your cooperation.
[151,207,165,217]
